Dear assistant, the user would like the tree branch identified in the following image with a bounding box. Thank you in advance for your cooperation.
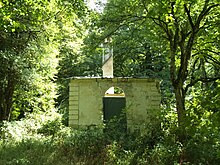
[141,0,149,13]
[184,4,194,30]
[202,49,220,56]
[185,76,220,93]
[205,55,220,65]
[195,1,219,29]
[150,16,172,41]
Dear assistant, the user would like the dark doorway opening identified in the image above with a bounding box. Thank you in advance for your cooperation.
[103,87,127,134]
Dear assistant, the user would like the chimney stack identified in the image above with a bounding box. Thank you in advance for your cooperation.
[102,38,113,78]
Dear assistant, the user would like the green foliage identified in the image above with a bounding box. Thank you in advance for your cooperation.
[37,116,64,137]
[181,81,220,164]
[0,109,63,141]
[55,2,95,124]
[185,126,220,164]
[0,0,220,164]
[0,0,87,121]
[1,109,220,165]
[89,0,220,145]
[0,139,56,165]
[0,41,58,120]
[0,0,59,120]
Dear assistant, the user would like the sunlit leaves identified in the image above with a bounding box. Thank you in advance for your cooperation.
[0,0,88,120]
[0,0,54,33]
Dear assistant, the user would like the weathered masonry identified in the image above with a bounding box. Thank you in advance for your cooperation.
[69,77,161,131]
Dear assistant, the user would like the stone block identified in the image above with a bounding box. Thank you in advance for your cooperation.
[69,115,79,120]
[69,120,78,125]
[70,110,79,114]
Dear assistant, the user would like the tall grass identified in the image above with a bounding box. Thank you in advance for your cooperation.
[1,110,220,165]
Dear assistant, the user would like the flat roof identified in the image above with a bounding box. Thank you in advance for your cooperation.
[68,76,160,82]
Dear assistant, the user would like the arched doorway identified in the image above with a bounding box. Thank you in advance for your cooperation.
[103,87,127,133]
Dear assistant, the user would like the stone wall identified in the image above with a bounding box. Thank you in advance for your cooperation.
[69,77,161,131]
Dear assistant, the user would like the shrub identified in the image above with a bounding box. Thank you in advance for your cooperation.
[0,109,63,141]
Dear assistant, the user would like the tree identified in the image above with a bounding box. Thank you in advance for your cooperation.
[0,0,53,120]
[0,0,87,121]
[87,0,220,141]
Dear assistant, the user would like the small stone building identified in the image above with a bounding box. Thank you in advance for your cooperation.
[68,77,161,131]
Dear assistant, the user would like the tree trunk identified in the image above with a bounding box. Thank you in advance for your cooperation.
[5,78,14,120]
[0,98,13,121]
[0,106,8,121]
[0,88,6,121]
[174,84,187,142]
[0,76,15,121]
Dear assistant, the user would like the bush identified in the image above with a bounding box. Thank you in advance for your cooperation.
[0,109,63,141]
[1,107,220,165]
[184,125,220,164]
[0,109,67,165]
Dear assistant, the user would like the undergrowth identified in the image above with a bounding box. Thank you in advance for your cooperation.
[0,110,220,165]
